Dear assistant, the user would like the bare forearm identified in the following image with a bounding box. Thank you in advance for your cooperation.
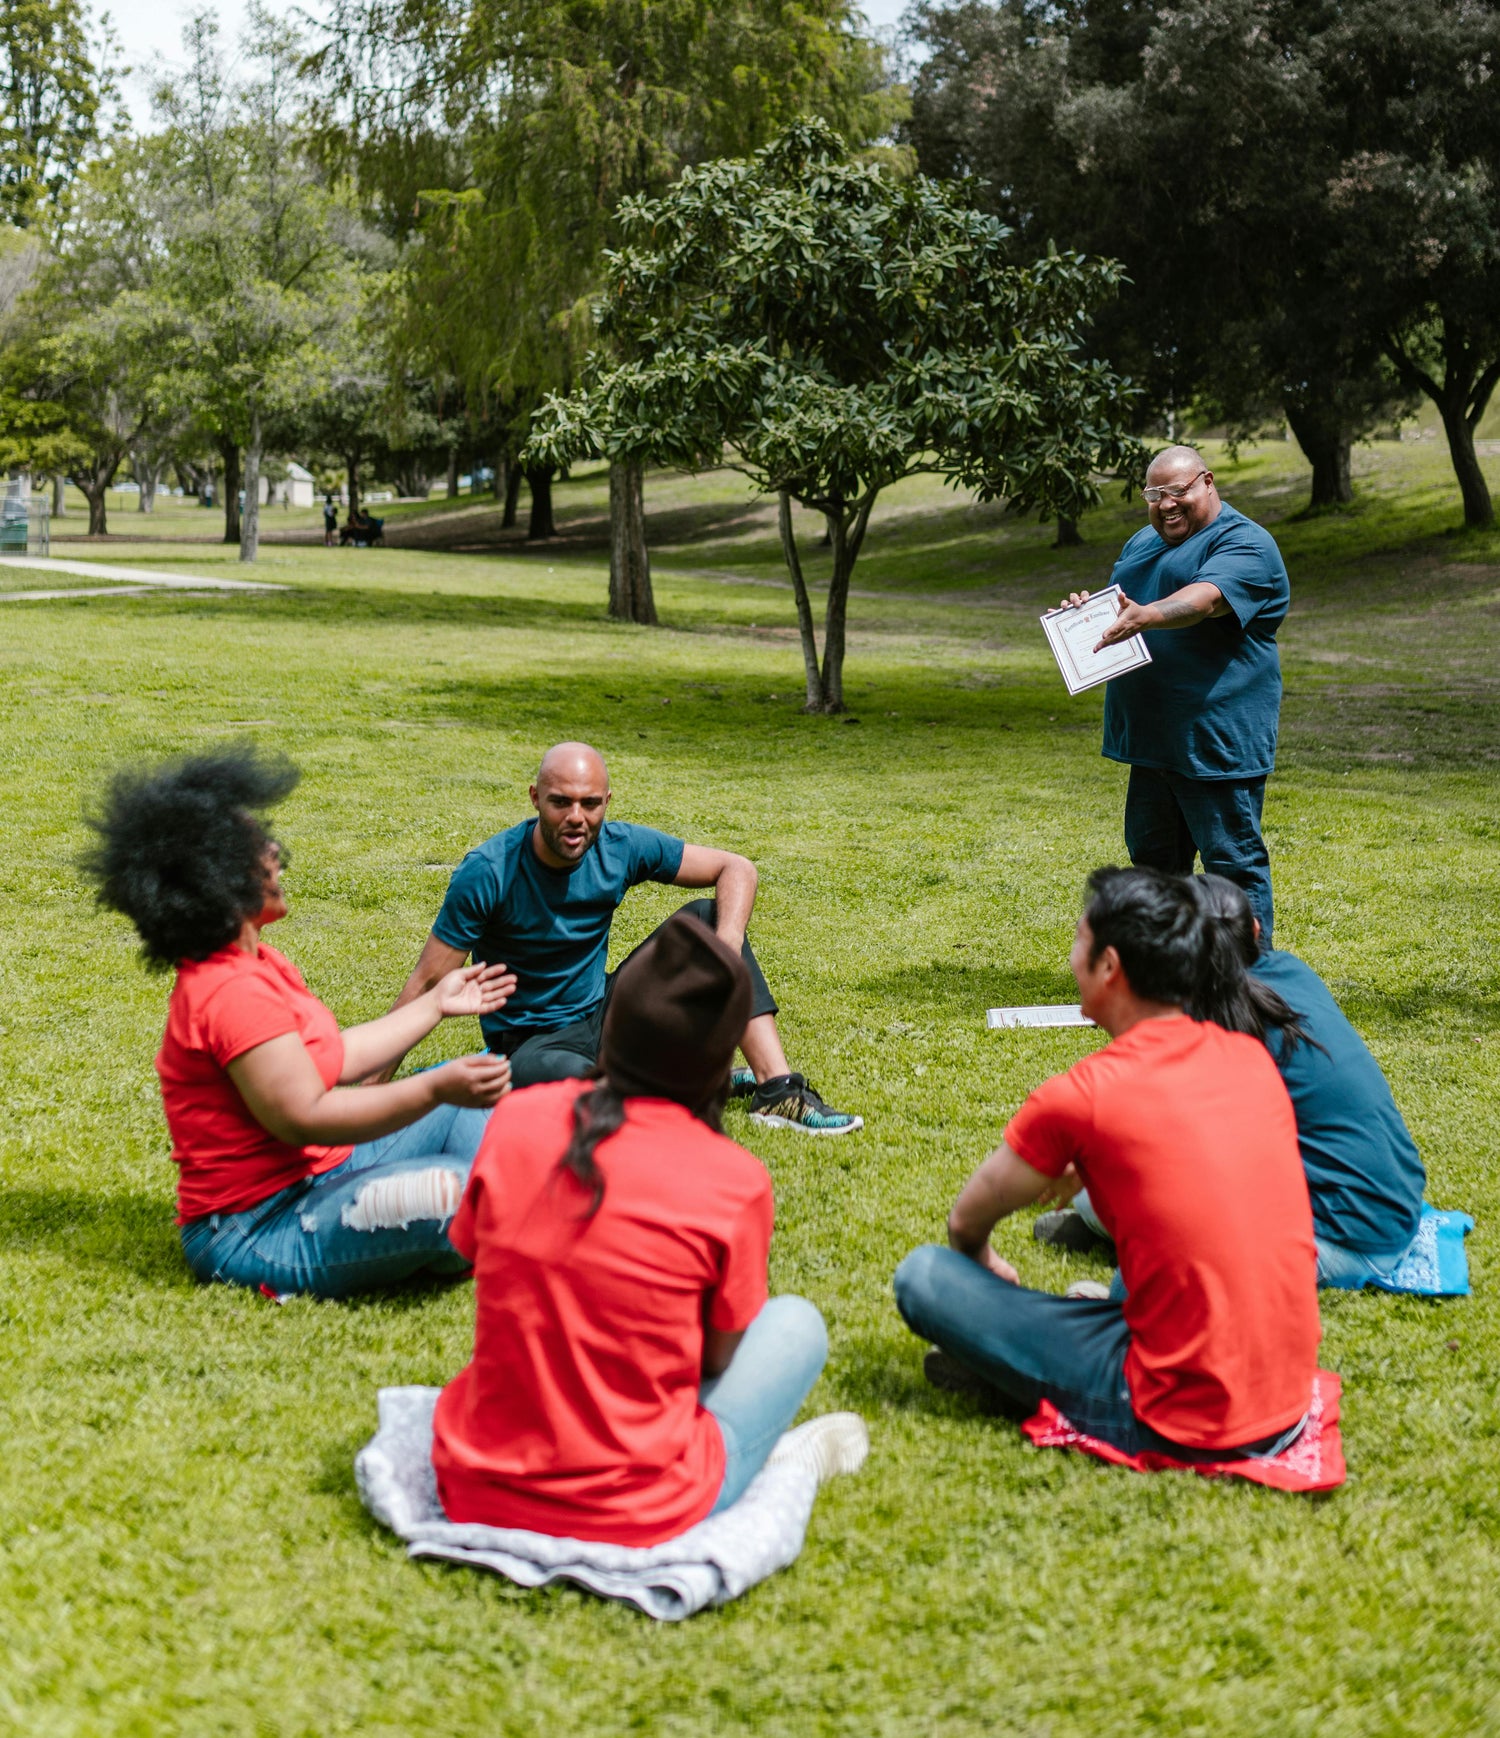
[948,1144,1050,1253]
[339,990,443,1081]
[261,1075,444,1147]
[1145,581,1224,628]
[711,858,758,944]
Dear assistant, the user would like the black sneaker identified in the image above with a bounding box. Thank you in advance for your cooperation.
[1033,1209,1112,1253]
[922,1350,1028,1420]
[728,1066,757,1099]
[748,1073,863,1136]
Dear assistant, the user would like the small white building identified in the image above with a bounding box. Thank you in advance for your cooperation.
[259,462,317,509]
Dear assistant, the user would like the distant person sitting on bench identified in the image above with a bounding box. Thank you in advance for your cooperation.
[383,741,861,1135]
[1038,876,1429,1290]
[894,866,1320,1460]
[81,745,514,1298]
[432,910,867,1542]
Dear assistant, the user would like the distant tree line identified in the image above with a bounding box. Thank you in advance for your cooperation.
[904,0,1500,529]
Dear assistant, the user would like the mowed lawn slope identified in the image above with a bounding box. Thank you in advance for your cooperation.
[1,439,1497,1737]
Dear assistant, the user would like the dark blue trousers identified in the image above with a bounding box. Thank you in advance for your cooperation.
[893,1244,1299,1460]
[1124,765,1273,944]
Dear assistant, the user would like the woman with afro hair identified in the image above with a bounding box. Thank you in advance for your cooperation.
[82,743,515,1299]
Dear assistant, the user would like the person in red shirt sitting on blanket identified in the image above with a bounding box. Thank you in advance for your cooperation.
[433,910,868,1545]
[82,744,514,1298]
[894,866,1321,1461]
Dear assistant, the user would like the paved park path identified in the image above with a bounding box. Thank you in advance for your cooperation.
[0,557,286,601]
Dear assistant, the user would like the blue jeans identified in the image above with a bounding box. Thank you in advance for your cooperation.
[702,1295,828,1512]
[1315,1235,1409,1290]
[894,1244,1301,1461]
[1124,765,1273,944]
[1078,1190,1410,1293]
[179,1104,490,1299]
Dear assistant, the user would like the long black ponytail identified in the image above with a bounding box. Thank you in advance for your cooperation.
[1191,876,1318,1057]
[557,1076,730,1218]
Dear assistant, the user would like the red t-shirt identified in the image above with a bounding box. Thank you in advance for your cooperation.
[1004,1016,1319,1449]
[433,1080,774,1545]
[156,942,352,1224]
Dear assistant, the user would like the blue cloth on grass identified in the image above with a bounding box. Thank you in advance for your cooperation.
[1366,1205,1474,1298]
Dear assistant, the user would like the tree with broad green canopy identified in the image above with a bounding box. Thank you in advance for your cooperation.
[526,118,1144,714]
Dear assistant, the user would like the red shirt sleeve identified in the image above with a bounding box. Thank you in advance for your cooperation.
[193,972,305,1067]
[1002,1065,1095,1178]
[706,1172,773,1333]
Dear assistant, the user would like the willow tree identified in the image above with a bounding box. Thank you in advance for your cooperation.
[315,0,900,618]
[528,120,1143,712]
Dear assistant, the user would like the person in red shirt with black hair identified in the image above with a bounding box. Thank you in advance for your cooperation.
[894,866,1321,1461]
[433,911,868,1545]
[83,744,514,1298]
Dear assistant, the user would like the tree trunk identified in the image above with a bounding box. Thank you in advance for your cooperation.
[220,439,241,545]
[345,451,361,519]
[1284,404,1353,508]
[1054,517,1083,547]
[446,446,460,499]
[240,412,263,564]
[72,466,110,536]
[526,466,555,540]
[778,491,826,711]
[1437,395,1494,530]
[503,463,522,528]
[51,473,65,516]
[608,458,656,624]
[136,456,163,514]
[494,452,508,504]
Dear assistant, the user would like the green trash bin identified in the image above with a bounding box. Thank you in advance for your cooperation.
[0,518,26,552]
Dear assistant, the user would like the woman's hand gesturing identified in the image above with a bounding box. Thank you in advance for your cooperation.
[433,1051,513,1108]
[433,961,517,1020]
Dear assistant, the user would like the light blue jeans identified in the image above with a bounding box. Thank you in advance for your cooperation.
[1075,1190,1411,1291]
[702,1295,828,1512]
[179,1104,490,1299]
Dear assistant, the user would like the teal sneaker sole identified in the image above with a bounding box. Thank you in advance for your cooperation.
[748,1111,864,1136]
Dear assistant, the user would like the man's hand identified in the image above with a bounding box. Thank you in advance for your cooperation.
[1061,589,1092,609]
[976,1244,1020,1285]
[1093,595,1157,650]
[1034,1162,1083,1209]
[431,1052,512,1109]
[432,961,516,1021]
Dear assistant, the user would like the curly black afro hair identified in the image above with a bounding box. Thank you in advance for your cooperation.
[80,742,300,970]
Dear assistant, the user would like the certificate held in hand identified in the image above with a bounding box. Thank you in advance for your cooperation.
[1040,585,1152,696]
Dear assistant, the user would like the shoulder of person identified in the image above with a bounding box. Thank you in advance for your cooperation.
[1207,502,1283,556]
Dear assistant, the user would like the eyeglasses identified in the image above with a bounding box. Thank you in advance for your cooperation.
[1142,470,1207,504]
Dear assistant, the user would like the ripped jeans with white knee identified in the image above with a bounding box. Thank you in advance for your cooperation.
[179,1104,489,1299]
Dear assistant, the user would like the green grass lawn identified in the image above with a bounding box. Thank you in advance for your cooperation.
[2,438,1498,1736]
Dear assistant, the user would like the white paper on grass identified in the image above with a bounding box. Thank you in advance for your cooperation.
[986,1005,1096,1029]
[1040,585,1152,696]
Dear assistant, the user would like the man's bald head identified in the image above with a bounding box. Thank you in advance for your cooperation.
[530,742,612,869]
[536,740,608,793]
[1146,444,1208,482]
[1144,445,1220,545]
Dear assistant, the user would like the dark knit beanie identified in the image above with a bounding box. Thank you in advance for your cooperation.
[600,911,752,1111]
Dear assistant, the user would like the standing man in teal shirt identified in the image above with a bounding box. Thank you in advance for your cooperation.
[1064,445,1289,940]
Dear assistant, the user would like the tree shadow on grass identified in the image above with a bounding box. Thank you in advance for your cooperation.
[0,1186,185,1286]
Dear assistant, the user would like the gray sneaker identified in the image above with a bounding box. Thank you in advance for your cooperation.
[1033,1209,1112,1253]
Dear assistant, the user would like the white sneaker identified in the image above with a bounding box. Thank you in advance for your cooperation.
[766,1413,870,1485]
[1064,1280,1111,1301]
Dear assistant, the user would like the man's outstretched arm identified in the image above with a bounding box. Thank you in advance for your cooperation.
[947,1143,1053,1283]
[672,844,758,951]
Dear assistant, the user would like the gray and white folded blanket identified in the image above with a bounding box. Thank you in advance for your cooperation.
[355,1386,821,1621]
